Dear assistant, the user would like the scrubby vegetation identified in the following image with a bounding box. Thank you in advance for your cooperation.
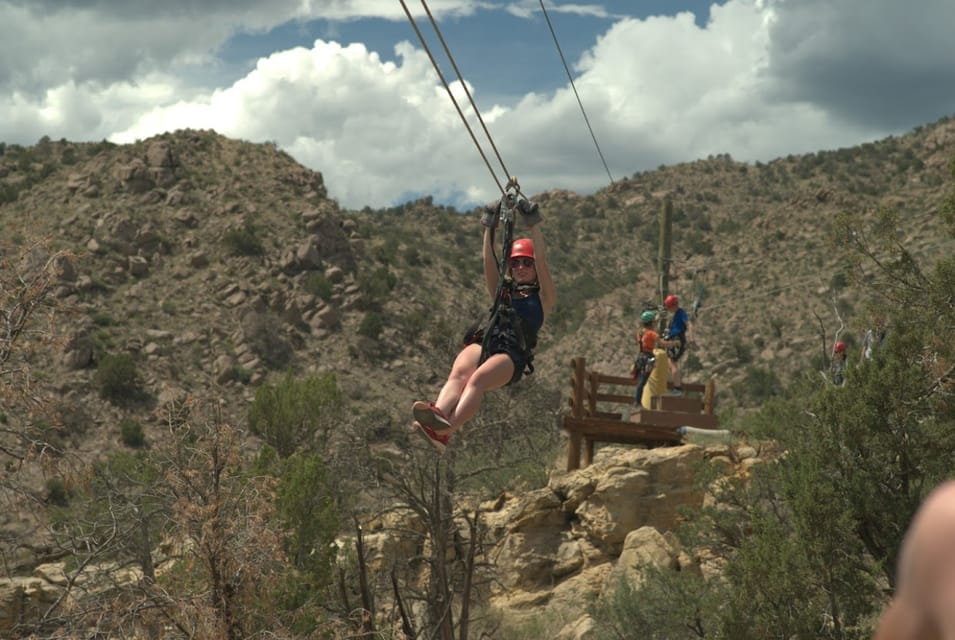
[589,173,955,640]
[0,122,953,638]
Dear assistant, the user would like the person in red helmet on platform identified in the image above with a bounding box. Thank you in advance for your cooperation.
[832,340,848,386]
[663,294,694,395]
[411,195,556,452]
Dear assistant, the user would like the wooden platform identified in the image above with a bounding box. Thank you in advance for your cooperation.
[630,406,720,430]
[562,357,720,470]
[653,395,705,413]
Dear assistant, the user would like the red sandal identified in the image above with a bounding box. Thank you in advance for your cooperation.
[412,401,452,432]
[413,420,449,453]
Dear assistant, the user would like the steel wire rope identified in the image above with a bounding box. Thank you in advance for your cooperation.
[698,274,827,312]
[666,254,762,269]
[398,0,506,195]
[538,0,614,185]
[416,0,513,187]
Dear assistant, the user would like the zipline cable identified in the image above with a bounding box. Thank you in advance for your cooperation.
[401,0,539,305]
[538,0,614,185]
[700,274,827,312]
[417,0,513,186]
[398,0,506,195]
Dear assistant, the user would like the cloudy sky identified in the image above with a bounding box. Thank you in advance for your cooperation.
[3,0,955,210]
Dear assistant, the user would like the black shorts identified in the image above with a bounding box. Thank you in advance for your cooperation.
[667,333,686,361]
[485,324,530,385]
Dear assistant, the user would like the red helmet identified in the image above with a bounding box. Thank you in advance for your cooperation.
[665,294,679,309]
[510,238,535,260]
[834,341,847,354]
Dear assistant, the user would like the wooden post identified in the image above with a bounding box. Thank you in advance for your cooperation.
[571,358,585,419]
[566,358,586,470]
[587,370,598,417]
[584,438,594,467]
[567,432,582,471]
[703,380,715,415]
[658,197,673,308]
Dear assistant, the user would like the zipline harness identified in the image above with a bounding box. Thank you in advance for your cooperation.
[464,177,539,377]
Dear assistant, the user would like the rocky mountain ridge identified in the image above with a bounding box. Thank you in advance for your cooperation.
[2,121,955,466]
[2,119,955,637]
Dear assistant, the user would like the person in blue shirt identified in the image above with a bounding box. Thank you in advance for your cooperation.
[663,294,694,395]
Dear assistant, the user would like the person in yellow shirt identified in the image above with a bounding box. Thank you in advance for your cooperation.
[640,347,670,410]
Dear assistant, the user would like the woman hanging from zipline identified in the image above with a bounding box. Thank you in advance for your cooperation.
[412,183,556,452]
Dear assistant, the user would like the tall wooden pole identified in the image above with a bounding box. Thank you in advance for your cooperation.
[657,197,673,308]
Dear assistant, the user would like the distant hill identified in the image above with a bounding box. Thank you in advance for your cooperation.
[1,117,954,474]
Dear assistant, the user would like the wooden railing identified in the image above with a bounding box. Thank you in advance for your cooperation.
[563,357,719,470]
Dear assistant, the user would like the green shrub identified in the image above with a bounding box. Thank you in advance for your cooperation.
[95,353,144,403]
[829,271,849,291]
[92,312,114,326]
[374,235,399,263]
[685,230,714,256]
[247,373,343,458]
[242,312,293,369]
[591,567,721,640]
[302,273,334,300]
[769,316,784,338]
[276,453,339,581]
[361,266,397,300]
[403,245,426,266]
[358,311,384,339]
[716,217,742,234]
[233,366,252,385]
[223,217,265,256]
[46,479,70,507]
[742,366,782,402]
[731,337,753,364]
[120,418,146,448]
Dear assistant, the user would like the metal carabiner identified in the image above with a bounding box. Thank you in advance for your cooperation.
[499,176,520,225]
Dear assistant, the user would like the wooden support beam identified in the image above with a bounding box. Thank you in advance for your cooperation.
[595,392,635,405]
[632,408,720,430]
[571,357,585,419]
[653,396,705,413]
[567,430,582,471]
[564,416,682,439]
[703,380,715,415]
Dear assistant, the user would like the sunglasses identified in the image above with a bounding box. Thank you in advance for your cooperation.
[509,258,535,269]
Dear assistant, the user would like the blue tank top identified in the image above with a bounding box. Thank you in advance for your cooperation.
[510,291,544,333]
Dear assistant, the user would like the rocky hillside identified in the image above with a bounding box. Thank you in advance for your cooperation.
[1,119,955,472]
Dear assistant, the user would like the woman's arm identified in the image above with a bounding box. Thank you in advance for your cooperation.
[526,222,556,317]
[483,226,498,303]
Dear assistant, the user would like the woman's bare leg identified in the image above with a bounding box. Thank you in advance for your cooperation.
[433,344,483,420]
[446,353,515,430]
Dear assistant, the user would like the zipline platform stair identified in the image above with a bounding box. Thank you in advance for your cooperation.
[562,356,720,470]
